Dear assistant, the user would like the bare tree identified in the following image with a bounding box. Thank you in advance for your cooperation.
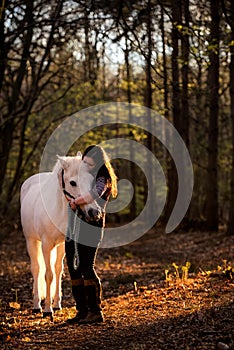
[0,0,89,208]
[181,0,190,148]
[205,0,220,231]
[162,0,182,225]
[222,0,234,235]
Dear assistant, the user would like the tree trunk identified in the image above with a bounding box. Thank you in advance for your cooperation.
[163,0,182,227]
[144,0,155,220]
[160,6,169,122]
[205,0,220,231]
[227,1,234,235]
[124,36,137,220]
[0,0,7,92]
[181,0,190,148]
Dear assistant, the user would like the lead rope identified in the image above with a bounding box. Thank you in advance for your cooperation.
[66,204,81,270]
[72,208,80,270]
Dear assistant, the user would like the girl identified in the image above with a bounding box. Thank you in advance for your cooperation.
[65,145,117,324]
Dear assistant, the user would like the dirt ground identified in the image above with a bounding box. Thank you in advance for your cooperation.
[0,226,233,350]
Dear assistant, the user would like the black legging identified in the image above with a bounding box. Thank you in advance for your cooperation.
[65,218,103,280]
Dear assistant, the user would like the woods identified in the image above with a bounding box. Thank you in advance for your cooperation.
[0,2,234,349]
[0,0,234,233]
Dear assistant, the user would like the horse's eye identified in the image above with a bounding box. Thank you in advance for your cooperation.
[70,181,77,187]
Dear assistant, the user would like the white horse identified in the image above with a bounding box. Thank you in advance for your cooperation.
[20,153,101,317]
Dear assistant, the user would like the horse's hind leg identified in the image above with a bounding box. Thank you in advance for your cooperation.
[53,243,65,311]
[26,238,45,313]
[41,242,54,317]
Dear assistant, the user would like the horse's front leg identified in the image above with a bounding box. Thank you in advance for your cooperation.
[53,243,65,311]
[41,243,54,317]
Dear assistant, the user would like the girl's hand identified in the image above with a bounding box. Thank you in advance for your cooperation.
[73,196,86,206]
[69,199,77,210]
[74,193,94,205]
[69,193,94,208]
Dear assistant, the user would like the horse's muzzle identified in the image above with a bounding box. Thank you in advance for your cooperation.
[87,208,103,222]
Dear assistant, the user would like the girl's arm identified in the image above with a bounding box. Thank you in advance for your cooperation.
[69,176,106,208]
[89,176,106,199]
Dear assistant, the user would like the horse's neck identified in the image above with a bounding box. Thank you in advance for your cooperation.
[41,172,67,213]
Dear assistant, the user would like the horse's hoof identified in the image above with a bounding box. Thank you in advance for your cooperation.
[53,307,62,312]
[43,311,54,321]
[43,311,53,318]
[32,308,42,314]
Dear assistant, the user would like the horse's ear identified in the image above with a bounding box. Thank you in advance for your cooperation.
[76,151,82,158]
[56,155,69,169]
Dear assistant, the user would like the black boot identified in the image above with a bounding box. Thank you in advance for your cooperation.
[79,278,104,324]
[66,278,88,324]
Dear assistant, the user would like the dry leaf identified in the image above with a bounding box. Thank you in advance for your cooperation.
[9,302,20,309]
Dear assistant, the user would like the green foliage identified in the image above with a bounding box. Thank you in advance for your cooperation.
[165,262,191,286]
[1,0,234,230]
[199,260,234,280]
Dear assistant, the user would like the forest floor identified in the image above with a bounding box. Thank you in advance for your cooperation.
[0,226,233,350]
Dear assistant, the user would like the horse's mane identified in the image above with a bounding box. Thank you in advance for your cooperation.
[52,155,82,173]
[52,160,62,173]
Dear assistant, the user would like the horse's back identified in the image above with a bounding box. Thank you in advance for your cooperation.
[21,173,50,201]
[20,173,52,239]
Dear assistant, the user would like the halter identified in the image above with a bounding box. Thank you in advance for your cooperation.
[63,169,84,271]
[61,169,75,201]
[61,169,86,220]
